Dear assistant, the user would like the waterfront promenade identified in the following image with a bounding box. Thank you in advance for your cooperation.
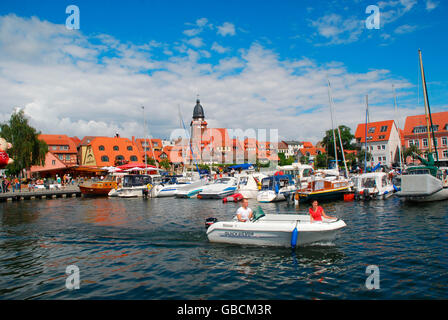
[0,186,81,202]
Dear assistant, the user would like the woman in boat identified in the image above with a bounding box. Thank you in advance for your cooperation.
[309,200,336,223]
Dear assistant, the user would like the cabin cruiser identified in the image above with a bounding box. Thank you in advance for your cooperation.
[257,174,296,203]
[277,163,314,189]
[351,172,396,200]
[198,177,239,199]
[235,172,267,199]
[296,176,351,203]
[108,174,153,198]
[205,211,346,247]
[397,153,448,202]
[175,178,209,198]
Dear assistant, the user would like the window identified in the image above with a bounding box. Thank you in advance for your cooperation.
[58,154,63,160]
[115,155,124,160]
[52,160,56,165]
[65,155,70,161]
[383,156,386,161]
[368,127,376,133]
[153,142,159,147]
[423,138,428,147]
[382,145,385,150]
[443,150,448,158]
[113,146,119,151]
[380,125,388,132]
[378,135,385,139]
[99,145,105,151]
[127,146,133,151]
[442,137,447,146]
[367,136,373,141]
[101,156,109,162]
[377,145,381,150]
[413,126,426,133]
[130,155,138,162]
[52,146,57,150]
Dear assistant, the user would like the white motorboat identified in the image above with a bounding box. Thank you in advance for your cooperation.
[257,175,296,203]
[397,164,448,202]
[205,213,346,247]
[351,172,396,200]
[176,179,209,198]
[278,163,314,189]
[198,177,239,199]
[108,174,153,198]
[235,173,267,199]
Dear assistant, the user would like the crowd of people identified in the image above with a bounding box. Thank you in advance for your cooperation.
[0,173,88,193]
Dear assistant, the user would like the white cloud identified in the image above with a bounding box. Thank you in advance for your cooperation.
[394,24,417,34]
[186,37,204,48]
[0,14,423,144]
[217,22,236,37]
[425,0,439,11]
[211,41,229,53]
[309,14,363,45]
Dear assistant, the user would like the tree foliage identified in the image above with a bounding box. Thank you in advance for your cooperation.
[321,125,355,160]
[0,110,48,175]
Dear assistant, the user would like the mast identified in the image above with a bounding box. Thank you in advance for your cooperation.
[327,80,339,172]
[418,49,439,163]
[364,95,369,172]
[392,85,403,171]
[142,106,147,170]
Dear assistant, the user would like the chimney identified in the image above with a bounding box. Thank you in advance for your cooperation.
[132,136,135,144]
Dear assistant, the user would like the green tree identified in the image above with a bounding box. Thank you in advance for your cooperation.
[321,125,355,161]
[159,159,171,170]
[0,110,48,175]
[315,153,328,169]
[402,144,421,163]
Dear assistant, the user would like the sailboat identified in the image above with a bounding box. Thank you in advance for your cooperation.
[397,50,448,202]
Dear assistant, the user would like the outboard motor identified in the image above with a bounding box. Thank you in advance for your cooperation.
[205,217,218,229]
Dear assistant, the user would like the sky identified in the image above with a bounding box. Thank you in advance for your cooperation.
[0,0,447,143]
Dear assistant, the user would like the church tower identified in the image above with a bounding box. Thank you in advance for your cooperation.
[190,98,207,164]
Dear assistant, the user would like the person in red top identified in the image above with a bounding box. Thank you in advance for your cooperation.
[309,200,336,223]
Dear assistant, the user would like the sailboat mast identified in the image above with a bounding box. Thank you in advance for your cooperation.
[142,106,147,170]
[327,80,339,172]
[418,49,439,163]
[364,95,369,172]
[392,85,403,171]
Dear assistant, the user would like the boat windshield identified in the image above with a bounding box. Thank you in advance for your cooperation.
[361,178,376,188]
[123,175,152,187]
[408,168,431,175]
[214,178,232,184]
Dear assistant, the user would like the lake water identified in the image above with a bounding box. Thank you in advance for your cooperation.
[0,196,447,299]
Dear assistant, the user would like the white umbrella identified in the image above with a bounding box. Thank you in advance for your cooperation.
[125,167,144,172]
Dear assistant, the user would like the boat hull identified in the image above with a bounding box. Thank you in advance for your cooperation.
[297,186,349,203]
[79,186,113,196]
[206,214,346,247]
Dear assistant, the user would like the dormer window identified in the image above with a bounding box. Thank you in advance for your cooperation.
[113,146,119,151]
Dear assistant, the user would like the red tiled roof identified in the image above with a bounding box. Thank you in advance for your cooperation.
[355,120,395,143]
[403,111,448,135]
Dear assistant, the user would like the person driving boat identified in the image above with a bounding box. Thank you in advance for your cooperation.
[236,198,253,222]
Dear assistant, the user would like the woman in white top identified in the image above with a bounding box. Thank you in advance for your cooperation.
[236,198,253,222]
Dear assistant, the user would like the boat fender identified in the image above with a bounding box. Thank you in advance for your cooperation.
[393,184,398,192]
[291,227,298,248]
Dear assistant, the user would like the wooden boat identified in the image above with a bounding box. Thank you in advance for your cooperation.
[79,176,118,196]
[296,178,350,203]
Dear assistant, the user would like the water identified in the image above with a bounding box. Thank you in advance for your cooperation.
[0,196,447,299]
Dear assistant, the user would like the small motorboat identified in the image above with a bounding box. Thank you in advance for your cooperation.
[257,174,296,203]
[198,177,239,199]
[222,193,244,203]
[236,173,266,199]
[205,211,346,247]
[109,174,153,198]
[79,175,118,196]
[351,172,396,200]
[296,177,350,203]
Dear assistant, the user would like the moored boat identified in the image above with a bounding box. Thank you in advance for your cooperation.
[198,177,239,199]
[296,177,350,203]
[351,172,396,200]
[79,175,118,196]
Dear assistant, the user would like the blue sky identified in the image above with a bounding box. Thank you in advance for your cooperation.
[0,0,446,142]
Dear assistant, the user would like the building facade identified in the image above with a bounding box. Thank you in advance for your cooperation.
[355,120,402,168]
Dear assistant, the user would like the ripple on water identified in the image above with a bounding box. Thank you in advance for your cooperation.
[1,196,447,299]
